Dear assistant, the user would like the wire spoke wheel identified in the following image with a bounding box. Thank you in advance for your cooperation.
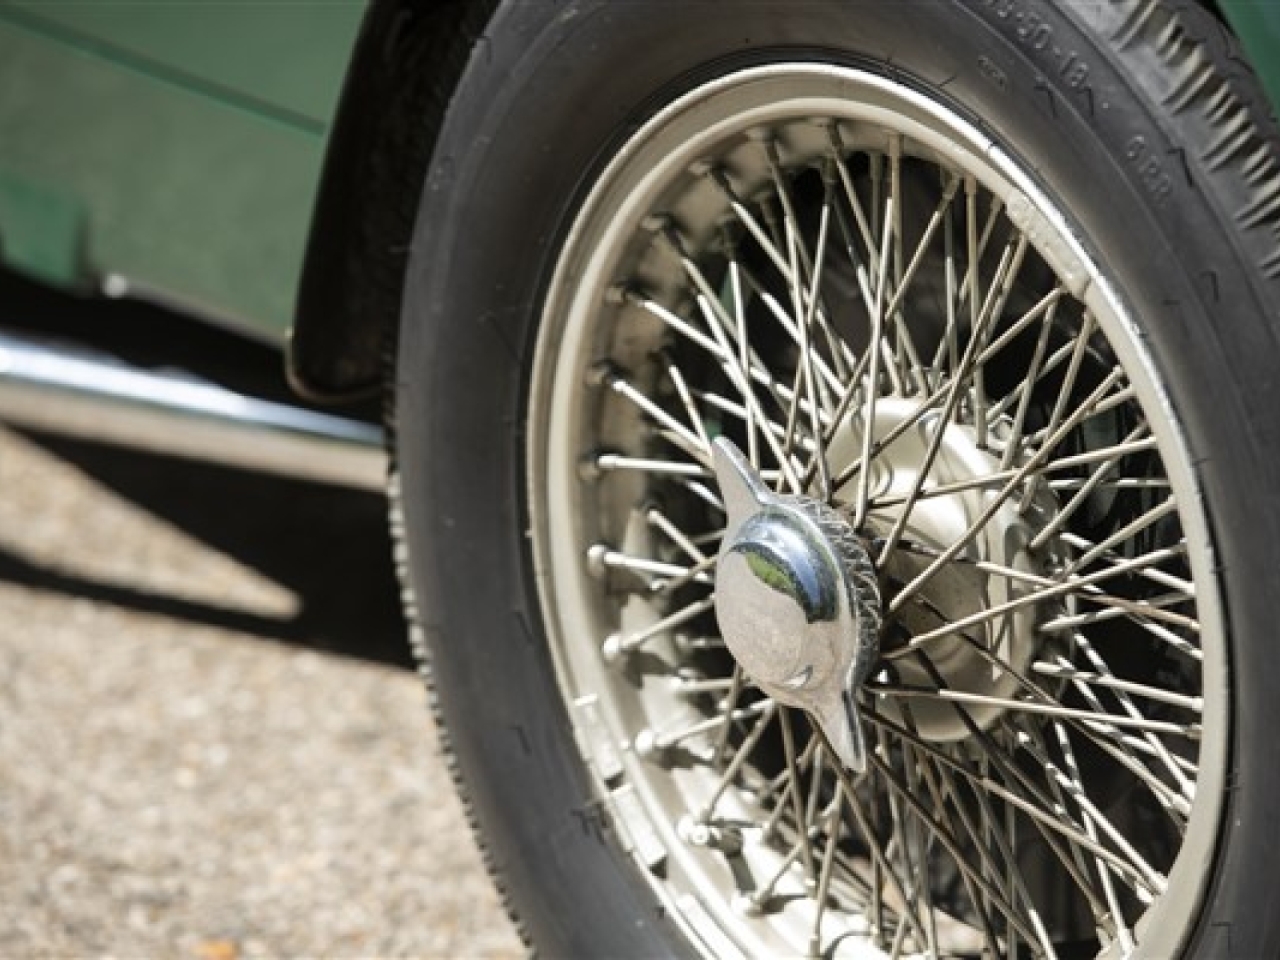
[527,65,1225,960]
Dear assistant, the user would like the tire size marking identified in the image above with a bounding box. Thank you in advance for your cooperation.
[978,55,1009,91]
[980,0,1097,107]
[981,0,1175,207]
[1125,136,1174,206]
[1058,51,1090,91]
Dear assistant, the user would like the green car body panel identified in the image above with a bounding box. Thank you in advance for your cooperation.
[0,0,364,341]
[1221,0,1280,115]
[0,0,1275,347]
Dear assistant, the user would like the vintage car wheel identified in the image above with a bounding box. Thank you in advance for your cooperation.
[391,1,1280,956]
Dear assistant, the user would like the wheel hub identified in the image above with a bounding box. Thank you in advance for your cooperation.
[832,398,1062,741]
[713,398,1067,758]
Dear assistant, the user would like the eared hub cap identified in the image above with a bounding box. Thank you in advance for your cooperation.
[713,436,881,773]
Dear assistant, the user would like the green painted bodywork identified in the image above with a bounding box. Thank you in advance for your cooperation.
[1221,0,1280,117]
[0,1,1275,345]
[0,1,364,341]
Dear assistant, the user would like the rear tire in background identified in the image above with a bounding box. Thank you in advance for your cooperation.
[391,2,1280,956]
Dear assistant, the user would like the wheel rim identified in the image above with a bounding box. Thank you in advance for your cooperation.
[527,65,1226,959]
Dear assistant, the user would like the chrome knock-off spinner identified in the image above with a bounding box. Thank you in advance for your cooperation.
[712,438,881,772]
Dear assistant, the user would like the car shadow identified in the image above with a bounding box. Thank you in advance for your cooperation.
[1,430,412,671]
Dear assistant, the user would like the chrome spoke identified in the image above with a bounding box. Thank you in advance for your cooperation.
[889,545,1190,657]
[886,366,1129,616]
[868,436,1163,510]
[872,685,1197,739]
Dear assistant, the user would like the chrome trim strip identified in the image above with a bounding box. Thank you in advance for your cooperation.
[0,332,386,490]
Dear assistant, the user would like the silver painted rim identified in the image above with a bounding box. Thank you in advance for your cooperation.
[528,65,1226,959]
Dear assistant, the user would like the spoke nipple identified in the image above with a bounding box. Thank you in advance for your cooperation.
[746,125,773,143]
[823,120,845,151]
[688,158,714,178]
[733,891,765,917]
[587,543,613,578]
[708,165,735,192]
[621,283,653,307]
[677,814,711,846]
[578,451,606,482]
[601,632,625,664]
[641,212,675,235]
[669,672,701,699]
[604,284,629,306]
[585,359,621,388]
[633,727,662,759]
[845,914,870,935]
[680,818,744,855]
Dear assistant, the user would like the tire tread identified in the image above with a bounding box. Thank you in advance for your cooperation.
[1106,0,1280,278]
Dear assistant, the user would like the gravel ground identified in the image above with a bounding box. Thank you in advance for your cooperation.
[0,427,523,959]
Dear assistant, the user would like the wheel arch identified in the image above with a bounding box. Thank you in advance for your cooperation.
[287,0,497,403]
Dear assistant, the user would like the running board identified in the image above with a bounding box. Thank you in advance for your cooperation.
[0,332,386,491]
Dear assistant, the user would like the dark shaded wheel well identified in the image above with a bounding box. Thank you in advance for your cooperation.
[288,0,497,403]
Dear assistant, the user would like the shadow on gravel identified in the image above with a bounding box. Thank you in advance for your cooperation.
[2,431,411,670]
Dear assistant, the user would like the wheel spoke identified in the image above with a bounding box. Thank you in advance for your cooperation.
[886,365,1129,616]
[889,544,1189,657]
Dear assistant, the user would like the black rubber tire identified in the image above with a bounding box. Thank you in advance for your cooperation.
[390,1,1280,955]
